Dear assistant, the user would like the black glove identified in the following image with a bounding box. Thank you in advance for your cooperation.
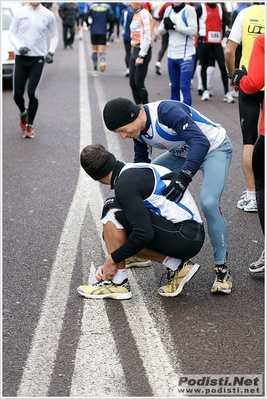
[231,66,247,87]
[161,170,192,202]
[163,17,176,31]
[45,52,54,64]
[18,47,30,55]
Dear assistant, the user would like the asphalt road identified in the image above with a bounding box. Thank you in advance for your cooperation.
[2,23,264,398]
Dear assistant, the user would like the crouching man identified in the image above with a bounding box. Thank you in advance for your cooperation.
[78,144,205,299]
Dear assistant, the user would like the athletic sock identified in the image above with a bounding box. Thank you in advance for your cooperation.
[246,190,256,200]
[92,52,98,69]
[162,256,182,271]
[112,268,127,284]
[207,66,215,89]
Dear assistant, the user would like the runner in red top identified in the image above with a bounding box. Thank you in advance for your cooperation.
[232,33,265,272]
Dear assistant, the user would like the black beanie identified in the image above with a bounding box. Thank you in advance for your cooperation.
[103,97,140,131]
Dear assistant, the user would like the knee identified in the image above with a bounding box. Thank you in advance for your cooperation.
[28,89,37,102]
[200,195,218,215]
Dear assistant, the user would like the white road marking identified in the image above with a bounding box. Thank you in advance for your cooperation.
[17,39,126,398]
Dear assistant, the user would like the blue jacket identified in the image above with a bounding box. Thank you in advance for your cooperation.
[120,6,134,42]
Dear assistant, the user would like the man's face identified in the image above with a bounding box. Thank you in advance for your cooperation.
[114,118,142,140]
[129,2,142,11]
[28,2,40,8]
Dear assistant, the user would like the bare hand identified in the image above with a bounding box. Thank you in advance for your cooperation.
[95,255,118,281]
[135,57,144,66]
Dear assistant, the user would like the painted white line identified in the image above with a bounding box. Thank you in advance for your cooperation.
[17,39,125,397]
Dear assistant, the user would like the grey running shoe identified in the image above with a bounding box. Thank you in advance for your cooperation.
[249,250,265,273]
[211,266,232,294]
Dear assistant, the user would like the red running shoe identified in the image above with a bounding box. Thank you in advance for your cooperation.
[23,124,34,138]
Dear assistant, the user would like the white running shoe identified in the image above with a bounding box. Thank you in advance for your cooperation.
[223,91,235,103]
[155,61,162,75]
[201,90,210,101]
[249,250,265,273]
[237,191,257,212]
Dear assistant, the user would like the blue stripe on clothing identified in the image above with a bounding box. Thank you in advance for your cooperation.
[155,120,184,142]
[189,107,221,128]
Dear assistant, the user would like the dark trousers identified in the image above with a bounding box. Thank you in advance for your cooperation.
[129,46,152,104]
[157,32,169,62]
[123,39,131,69]
[13,55,45,125]
[238,89,264,144]
[252,134,265,234]
[198,41,228,94]
[62,24,75,47]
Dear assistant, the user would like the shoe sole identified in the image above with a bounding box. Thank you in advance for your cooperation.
[125,260,152,269]
[210,280,232,294]
[210,286,231,294]
[77,286,132,300]
[23,134,34,138]
[158,263,200,297]
[249,266,265,273]
[237,203,257,211]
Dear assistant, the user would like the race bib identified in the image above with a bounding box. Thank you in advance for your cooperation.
[207,31,221,43]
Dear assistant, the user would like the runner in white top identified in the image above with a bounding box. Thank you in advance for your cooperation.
[9,2,58,138]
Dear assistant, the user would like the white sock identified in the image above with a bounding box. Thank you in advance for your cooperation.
[207,66,215,89]
[246,190,256,200]
[112,268,127,284]
[162,256,182,271]
[196,64,202,87]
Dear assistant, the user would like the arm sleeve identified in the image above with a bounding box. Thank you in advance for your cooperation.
[139,9,152,56]
[175,7,197,37]
[158,102,210,174]
[8,13,22,50]
[240,34,265,94]
[157,17,167,35]
[48,13,59,53]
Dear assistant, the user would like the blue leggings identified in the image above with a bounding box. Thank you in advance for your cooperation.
[168,55,195,106]
[151,136,233,265]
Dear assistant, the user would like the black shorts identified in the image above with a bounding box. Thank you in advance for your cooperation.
[102,197,205,260]
[238,89,264,145]
[91,33,106,45]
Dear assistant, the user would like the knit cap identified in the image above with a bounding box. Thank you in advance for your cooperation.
[103,97,140,131]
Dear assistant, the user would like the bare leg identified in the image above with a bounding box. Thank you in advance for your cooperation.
[243,144,255,192]
[103,221,166,269]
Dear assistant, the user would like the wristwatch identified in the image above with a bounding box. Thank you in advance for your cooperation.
[138,55,145,59]
[181,169,193,179]
[227,73,232,80]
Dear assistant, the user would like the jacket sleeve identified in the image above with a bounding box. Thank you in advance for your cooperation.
[240,34,265,94]
[175,6,197,36]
